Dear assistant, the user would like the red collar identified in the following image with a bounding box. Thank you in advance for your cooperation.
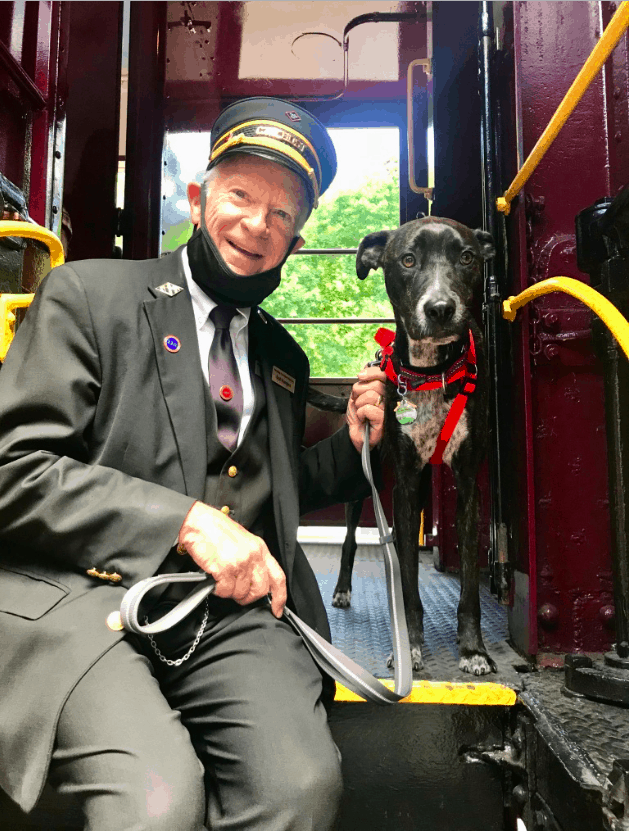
[374,327,477,393]
[373,327,478,465]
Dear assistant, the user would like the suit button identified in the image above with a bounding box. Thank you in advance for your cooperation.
[228,466,238,478]
[106,611,124,631]
[221,505,231,515]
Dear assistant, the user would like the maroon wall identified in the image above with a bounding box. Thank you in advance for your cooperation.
[505,1,626,658]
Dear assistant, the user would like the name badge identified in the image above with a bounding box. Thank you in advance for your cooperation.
[272,366,296,394]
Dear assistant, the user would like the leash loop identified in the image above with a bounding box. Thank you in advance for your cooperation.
[118,421,413,705]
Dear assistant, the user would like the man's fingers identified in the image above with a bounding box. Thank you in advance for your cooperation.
[354,388,385,411]
[267,558,287,618]
[231,571,253,603]
[357,365,387,383]
[212,573,236,599]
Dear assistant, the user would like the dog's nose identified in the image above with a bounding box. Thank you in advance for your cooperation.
[424,299,455,324]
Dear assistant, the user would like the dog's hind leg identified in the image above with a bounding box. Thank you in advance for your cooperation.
[388,464,431,673]
[451,461,497,675]
[332,500,363,608]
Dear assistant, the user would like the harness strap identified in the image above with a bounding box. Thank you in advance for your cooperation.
[429,380,475,465]
[118,421,413,705]
[374,328,477,465]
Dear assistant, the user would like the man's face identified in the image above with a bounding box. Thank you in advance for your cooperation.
[187,155,307,276]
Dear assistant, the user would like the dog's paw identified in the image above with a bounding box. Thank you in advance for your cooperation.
[387,646,424,673]
[332,590,351,609]
[458,652,497,676]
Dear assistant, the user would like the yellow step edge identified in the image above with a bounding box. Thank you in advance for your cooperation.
[334,679,517,706]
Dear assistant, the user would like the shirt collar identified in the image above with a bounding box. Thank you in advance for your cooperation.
[181,246,251,333]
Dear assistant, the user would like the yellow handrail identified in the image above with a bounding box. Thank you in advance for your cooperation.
[496,1,629,216]
[0,220,65,268]
[0,220,65,360]
[502,277,629,362]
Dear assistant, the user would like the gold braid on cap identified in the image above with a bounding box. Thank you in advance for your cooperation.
[209,119,322,208]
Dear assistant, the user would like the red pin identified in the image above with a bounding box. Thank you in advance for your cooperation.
[219,385,233,401]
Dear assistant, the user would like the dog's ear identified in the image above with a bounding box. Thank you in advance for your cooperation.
[356,231,391,280]
[473,229,496,261]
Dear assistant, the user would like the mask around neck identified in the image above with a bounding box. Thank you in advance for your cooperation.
[186,188,299,308]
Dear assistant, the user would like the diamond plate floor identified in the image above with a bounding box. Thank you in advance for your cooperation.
[304,543,524,690]
[520,670,629,781]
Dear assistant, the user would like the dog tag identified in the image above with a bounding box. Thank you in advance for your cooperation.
[394,399,417,425]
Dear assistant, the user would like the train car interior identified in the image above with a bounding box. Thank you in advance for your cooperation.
[1,2,629,829]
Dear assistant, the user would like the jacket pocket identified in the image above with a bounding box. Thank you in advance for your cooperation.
[0,567,69,619]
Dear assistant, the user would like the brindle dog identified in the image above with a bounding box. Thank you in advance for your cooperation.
[345,216,497,676]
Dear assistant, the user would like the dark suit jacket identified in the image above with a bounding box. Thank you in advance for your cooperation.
[0,248,375,812]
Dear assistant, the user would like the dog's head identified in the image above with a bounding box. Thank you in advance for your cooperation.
[356,217,495,341]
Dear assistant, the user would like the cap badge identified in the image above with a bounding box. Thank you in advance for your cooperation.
[156,282,184,297]
[285,110,302,122]
[164,335,181,353]
[219,385,234,401]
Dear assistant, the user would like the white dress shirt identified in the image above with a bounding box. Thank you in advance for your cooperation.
[181,247,255,446]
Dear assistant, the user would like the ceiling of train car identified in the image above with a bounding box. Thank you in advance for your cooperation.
[165,0,427,114]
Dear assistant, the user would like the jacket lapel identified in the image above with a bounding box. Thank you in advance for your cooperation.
[250,310,300,582]
[143,255,207,500]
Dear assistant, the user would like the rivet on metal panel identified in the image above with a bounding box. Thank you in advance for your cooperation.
[599,605,616,628]
[543,312,560,332]
[512,784,527,807]
[538,603,559,629]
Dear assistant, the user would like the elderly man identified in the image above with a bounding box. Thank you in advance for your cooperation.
[0,98,386,830]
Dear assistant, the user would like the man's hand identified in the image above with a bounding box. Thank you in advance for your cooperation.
[178,502,287,618]
[347,365,387,453]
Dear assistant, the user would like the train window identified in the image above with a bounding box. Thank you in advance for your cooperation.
[162,125,398,378]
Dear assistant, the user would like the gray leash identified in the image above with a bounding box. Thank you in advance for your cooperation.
[119,422,413,704]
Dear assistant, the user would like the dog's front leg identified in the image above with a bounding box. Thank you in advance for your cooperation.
[451,462,497,675]
[389,463,430,673]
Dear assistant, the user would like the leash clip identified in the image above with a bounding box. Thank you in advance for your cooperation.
[367,348,383,368]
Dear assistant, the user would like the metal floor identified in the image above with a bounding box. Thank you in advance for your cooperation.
[303,542,524,690]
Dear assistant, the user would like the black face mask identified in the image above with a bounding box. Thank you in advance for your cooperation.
[187,189,300,308]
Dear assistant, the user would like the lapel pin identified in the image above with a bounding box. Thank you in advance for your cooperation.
[164,335,181,353]
[156,282,184,297]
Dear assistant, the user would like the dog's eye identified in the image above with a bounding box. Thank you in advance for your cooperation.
[402,254,416,268]
[460,251,474,265]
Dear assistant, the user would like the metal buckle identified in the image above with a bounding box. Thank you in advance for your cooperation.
[367,349,383,368]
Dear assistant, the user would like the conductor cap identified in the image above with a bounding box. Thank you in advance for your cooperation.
[207,97,337,209]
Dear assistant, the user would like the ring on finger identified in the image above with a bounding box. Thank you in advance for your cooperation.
[376,394,383,407]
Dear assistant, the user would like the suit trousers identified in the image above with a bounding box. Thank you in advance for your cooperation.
[47,597,343,831]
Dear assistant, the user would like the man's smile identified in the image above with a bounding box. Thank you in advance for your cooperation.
[226,239,263,260]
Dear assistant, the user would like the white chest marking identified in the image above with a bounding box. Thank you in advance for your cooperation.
[400,389,469,467]
[398,337,470,466]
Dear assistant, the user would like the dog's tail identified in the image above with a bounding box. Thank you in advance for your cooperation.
[306,385,348,413]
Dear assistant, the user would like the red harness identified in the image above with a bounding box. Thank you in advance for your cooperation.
[374,327,477,465]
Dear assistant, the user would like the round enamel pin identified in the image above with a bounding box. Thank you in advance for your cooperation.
[163,335,181,353]
[219,385,233,401]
